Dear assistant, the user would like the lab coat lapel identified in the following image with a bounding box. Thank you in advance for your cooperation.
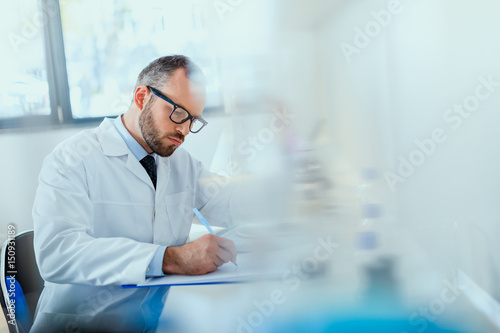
[125,155,156,190]
[156,156,171,195]
[96,118,155,189]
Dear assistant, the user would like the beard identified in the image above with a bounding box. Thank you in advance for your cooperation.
[139,99,184,157]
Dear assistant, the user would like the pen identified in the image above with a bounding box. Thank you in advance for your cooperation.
[193,208,237,266]
[193,208,215,235]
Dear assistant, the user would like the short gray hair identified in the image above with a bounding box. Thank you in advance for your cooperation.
[134,55,205,90]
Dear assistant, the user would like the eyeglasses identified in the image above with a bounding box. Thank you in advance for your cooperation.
[147,86,208,133]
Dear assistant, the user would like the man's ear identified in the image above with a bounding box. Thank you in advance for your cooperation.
[134,86,149,111]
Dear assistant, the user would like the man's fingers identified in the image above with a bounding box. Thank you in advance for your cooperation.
[217,237,237,263]
[216,248,232,264]
[213,256,224,268]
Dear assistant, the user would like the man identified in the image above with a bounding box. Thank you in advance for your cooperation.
[31,55,237,332]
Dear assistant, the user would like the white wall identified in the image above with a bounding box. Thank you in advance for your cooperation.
[385,0,500,298]
[316,0,500,300]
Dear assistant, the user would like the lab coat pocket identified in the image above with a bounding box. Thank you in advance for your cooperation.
[165,190,194,246]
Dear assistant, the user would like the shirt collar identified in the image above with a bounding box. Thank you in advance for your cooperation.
[113,115,156,162]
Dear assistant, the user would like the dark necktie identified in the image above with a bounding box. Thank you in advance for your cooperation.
[140,155,157,189]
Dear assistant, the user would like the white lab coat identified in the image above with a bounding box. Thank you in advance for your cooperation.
[31,118,235,332]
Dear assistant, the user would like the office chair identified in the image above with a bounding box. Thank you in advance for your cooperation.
[1,230,44,333]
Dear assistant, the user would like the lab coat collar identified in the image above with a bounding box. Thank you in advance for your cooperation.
[97,117,131,157]
[97,117,156,190]
[113,114,149,161]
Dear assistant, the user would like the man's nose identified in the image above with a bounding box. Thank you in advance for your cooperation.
[175,121,190,137]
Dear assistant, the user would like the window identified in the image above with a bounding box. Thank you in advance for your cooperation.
[0,0,222,129]
[0,0,51,125]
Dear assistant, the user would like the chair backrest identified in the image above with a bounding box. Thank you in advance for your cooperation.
[1,230,44,333]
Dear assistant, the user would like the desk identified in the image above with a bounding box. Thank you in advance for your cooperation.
[157,221,500,333]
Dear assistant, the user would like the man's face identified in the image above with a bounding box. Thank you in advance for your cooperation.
[139,68,206,157]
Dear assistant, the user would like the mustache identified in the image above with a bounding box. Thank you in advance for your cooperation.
[167,134,184,141]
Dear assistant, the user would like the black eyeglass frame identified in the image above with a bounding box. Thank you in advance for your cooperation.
[147,85,208,133]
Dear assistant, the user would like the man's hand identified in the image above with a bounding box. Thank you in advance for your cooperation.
[162,234,237,275]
